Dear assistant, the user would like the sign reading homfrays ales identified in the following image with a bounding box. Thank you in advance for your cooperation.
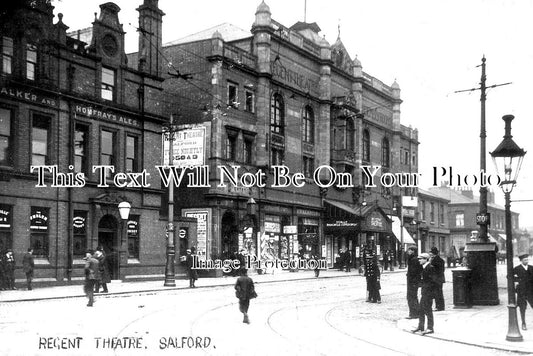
[74,104,139,127]
[162,126,206,167]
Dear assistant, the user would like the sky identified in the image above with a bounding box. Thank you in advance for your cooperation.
[52,0,533,229]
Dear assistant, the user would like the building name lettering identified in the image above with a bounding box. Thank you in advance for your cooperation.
[271,62,319,95]
[75,105,139,127]
[0,86,57,107]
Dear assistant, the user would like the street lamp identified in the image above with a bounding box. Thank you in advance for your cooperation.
[490,114,526,342]
[117,201,131,280]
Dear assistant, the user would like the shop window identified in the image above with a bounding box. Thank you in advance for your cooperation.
[227,82,238,108]
[30,207,49,258]
[126,134,138,173]
[31,114,51,166]
[74,123,89,174]
[245,88,254,112]
[302,106,314,144]
[101,67,115,101]
[127,215,140,259]
[73,211,87,257]
[26,43,37,80]
[0,204,13,251]
[0,107,13,166]
[1,36,13,75]
[270,93,284,135]
[100,129,115,176]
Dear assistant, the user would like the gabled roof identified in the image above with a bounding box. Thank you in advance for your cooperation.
[164,23,251,46]
[428,187,506,211]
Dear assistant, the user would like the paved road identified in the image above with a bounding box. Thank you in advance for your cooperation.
[0,271,514,356]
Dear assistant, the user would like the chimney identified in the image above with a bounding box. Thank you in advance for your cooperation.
[137,0,165,76]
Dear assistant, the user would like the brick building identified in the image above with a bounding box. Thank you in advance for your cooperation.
[153,1,419,268]
[0,0,196,285]
[429,186,521,258]
[414,188,450,257]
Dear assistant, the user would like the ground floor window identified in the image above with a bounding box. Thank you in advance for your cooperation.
[73,211,87,257]
[30,207,49,257]
[127,215,140,259]
[0,204,12,251]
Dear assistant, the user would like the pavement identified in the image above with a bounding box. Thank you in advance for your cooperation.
[2,264,532,354]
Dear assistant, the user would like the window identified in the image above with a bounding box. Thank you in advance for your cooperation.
[32,114,51,166]
[127,215,140,259]
[346,118,355,151]
[243,137,253,164]
[73,211,87,257]
[271,148,284,166]
[382,138,390,168]
[302,106,314,144]
[303,156,314,178]
[439,204,444,224]
[126,135,138,172]
[30,207,49,257]
[74,123,89,174]
[430,203,435,223]
[362,129,370,162]
[0,204,13,252]
[0,107,13,166]
[412,152,417,166]
[101,67,115,101]
[227,82,238,108]
[100,129,115,176]
[245,88,254,112]
[270,94,284,135]
[455,212,464,227]
[404,150,409,165]
[1,36,13,75]
[225,131,237,161]
[420,200,426,220]
[26,43,37,80]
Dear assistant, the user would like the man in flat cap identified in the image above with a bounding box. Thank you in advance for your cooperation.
[84,249,100,307]
[513,253,533,330]
[412,252,438,335]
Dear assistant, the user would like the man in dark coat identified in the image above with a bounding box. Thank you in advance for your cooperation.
[364,248,381,303]
[406,246,422,318]
[185,248,198,288]
[344,249,352,272]
[3,249,16,290]
[84,250,100,307]
[234,269,257,324]
[412,252,438,335]
[22,248,35,290]
[430,247,445,311]
[94,246,109,293]
[513,254,533,330]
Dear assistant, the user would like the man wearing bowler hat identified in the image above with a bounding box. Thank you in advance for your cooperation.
[429,247,445,311]
[412,252,438,335]
[513,253,533,330]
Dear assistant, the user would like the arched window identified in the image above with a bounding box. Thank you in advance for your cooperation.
[381,137,390,167]
[270,94,284,135]
[362,129,370,162]
[302,106,314,143]
[346,118,355,151]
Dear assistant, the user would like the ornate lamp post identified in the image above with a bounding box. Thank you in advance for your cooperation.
[117,201,131,280]
[490,114,526,342]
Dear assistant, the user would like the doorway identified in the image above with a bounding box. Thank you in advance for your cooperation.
[98,215,119,280]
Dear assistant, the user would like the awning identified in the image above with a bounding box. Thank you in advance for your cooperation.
[390,216,415,245]
[488,233,498,243]
[499,233,506,241]
[324,199,359,216]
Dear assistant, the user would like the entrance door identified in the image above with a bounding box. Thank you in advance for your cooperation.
[98,215,119,280]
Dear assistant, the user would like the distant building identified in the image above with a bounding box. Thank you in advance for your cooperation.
[149,1,419,268]
[429,186,520,257]
[415,188,450,255]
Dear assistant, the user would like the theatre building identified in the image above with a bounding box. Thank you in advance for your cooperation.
[157,1,418,268]
[0,0,196,285]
